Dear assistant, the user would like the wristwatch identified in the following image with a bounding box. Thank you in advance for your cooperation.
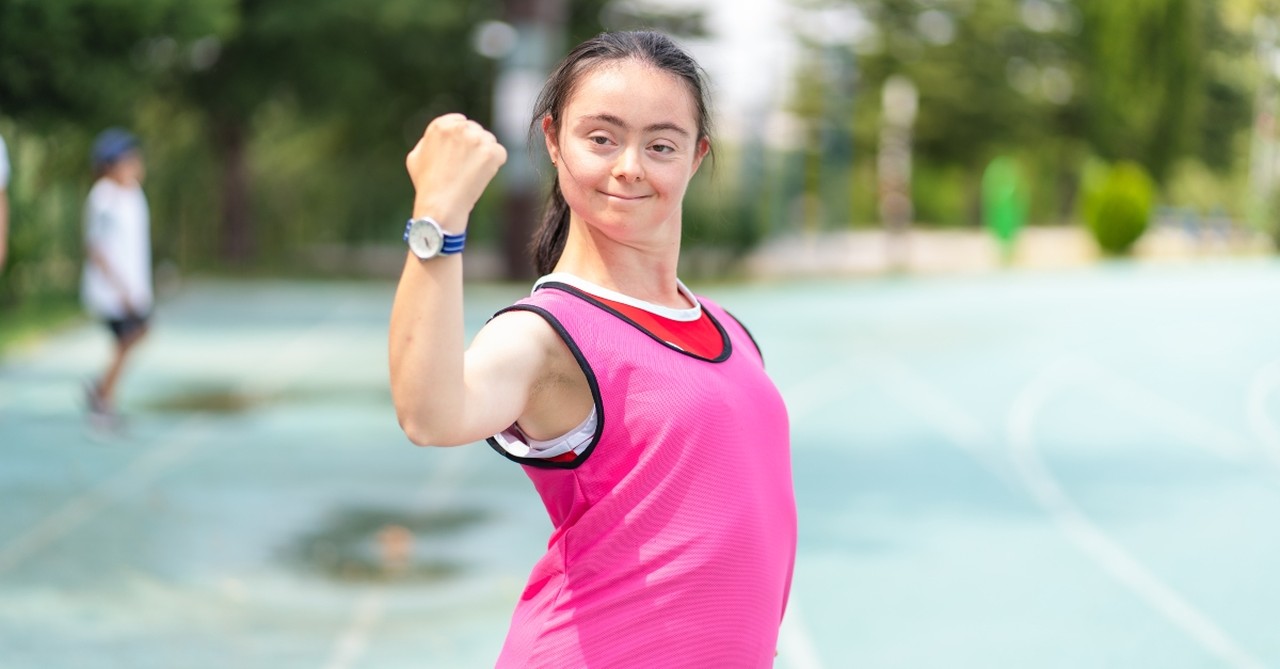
[403,217,466,259]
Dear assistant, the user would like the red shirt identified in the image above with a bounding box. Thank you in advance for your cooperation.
[590,294,725,359]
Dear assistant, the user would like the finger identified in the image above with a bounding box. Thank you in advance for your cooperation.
[460,120,493,143]
[426,113,468,137]
[434,112,467,125]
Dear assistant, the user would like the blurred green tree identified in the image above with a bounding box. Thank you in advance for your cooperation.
[0,0,233,126]
[174,0,501,263]
[1075,0,1202,183]
[837,0,1255,226]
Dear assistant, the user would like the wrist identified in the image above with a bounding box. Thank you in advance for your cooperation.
[412,197,466,234]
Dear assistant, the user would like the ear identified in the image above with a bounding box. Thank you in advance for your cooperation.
[541,115,560,165]
[691,137,711,175]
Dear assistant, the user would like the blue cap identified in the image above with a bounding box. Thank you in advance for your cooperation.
[91,128,139,169]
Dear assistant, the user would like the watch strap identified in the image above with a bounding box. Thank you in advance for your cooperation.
[440,231,466,254]
[403,218,466,256]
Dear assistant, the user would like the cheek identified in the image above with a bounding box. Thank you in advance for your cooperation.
[557,151,608,196]
[652,167,693,200]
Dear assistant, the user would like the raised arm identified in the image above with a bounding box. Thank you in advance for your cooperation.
[389,114,534,447]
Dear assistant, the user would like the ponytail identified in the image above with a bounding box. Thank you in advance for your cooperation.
[531,174,571,275]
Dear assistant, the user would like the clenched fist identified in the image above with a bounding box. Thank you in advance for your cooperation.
[406,114,508,233]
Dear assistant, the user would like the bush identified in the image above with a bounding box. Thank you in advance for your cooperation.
[1081,161,1156,256]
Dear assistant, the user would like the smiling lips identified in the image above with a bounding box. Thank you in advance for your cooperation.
[601,191,650,201]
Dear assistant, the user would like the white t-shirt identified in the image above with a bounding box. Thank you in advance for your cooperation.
[0,135,9,189]
[81,178,153,319]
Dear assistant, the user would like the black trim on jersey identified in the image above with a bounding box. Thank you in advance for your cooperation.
[536,281,733,364]
[721,308,764,366]
[483,304,605,470]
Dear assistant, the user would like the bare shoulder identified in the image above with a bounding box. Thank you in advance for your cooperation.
[473,307,591,440]
[469,306,584,393]
[464,308,567,386]
[470,308,562,356]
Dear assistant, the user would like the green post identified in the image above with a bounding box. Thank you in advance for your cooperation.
[982,156,1028,264]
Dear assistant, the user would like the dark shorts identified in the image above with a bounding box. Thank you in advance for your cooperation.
[105,313,150,342]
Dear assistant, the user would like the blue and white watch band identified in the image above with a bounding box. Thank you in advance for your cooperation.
[441,232,467,254]
[403,217,466,259]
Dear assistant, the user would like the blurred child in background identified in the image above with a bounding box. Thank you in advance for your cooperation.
[82,128,152,428]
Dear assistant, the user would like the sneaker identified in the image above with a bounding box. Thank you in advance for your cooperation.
[83,381,125,435]
[83,380,106,414]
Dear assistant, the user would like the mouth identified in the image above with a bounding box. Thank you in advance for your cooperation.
[600,190,651,200]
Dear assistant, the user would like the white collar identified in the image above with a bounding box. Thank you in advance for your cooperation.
[534,272,702,322]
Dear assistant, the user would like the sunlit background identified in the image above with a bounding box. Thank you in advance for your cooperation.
[2,0,1277,299]
[4,1,1280,668]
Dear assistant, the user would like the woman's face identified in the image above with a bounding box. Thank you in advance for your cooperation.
[545,58,709,247]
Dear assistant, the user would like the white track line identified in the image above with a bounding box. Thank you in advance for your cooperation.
[1246,358,1280,474]
[1010,359,1265,669]
[1068,357,1250,462]
[777,602,824,669]
[322,589,387,669]
[0,300,363,577]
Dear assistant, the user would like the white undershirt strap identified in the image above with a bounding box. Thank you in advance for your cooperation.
[535,272,702,321]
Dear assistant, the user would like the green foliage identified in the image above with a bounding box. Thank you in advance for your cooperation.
[0,296,81,356]
[1081,161,1156,256]
[0,0,234,126]
[1075,0,1204,182]
[1164,157,1242,213]
[840,0,1254,230]
[912,164,969,227]
[682,158,762,255]
[0,122,91,306]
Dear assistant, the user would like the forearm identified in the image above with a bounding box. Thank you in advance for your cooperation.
[388,250,470,446]
[88,247,134,307]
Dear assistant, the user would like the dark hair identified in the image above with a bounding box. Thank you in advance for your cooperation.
[528,30,713,275]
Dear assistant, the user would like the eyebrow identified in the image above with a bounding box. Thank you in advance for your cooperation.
[579,113,691,137]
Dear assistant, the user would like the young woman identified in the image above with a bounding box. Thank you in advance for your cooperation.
[390,31,796,667]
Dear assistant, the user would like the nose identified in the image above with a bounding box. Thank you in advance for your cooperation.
[611,146,644,183]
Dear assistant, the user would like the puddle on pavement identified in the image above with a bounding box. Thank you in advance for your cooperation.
[140,385,390,414]
[284,505,487,583]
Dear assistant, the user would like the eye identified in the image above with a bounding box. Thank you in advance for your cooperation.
[589,135,612,146]
[651,144,676,154]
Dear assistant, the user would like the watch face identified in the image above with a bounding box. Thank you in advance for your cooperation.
[408,218,444,259]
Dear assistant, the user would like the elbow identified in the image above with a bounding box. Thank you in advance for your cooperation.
[391,382,478,447]
[397,414,442,448]
[395,412,471,448]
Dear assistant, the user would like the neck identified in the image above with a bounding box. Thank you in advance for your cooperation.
[105,173,136,188]
[553,216,688,309]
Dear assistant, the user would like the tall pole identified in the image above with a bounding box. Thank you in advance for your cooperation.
[1249,13,1279,232]
[878,74,917,271]
[494,0,566,279]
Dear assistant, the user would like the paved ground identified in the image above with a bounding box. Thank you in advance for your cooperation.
[2,260,1279,668]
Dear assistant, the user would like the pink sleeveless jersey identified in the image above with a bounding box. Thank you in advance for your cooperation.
[487,282,797,668]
